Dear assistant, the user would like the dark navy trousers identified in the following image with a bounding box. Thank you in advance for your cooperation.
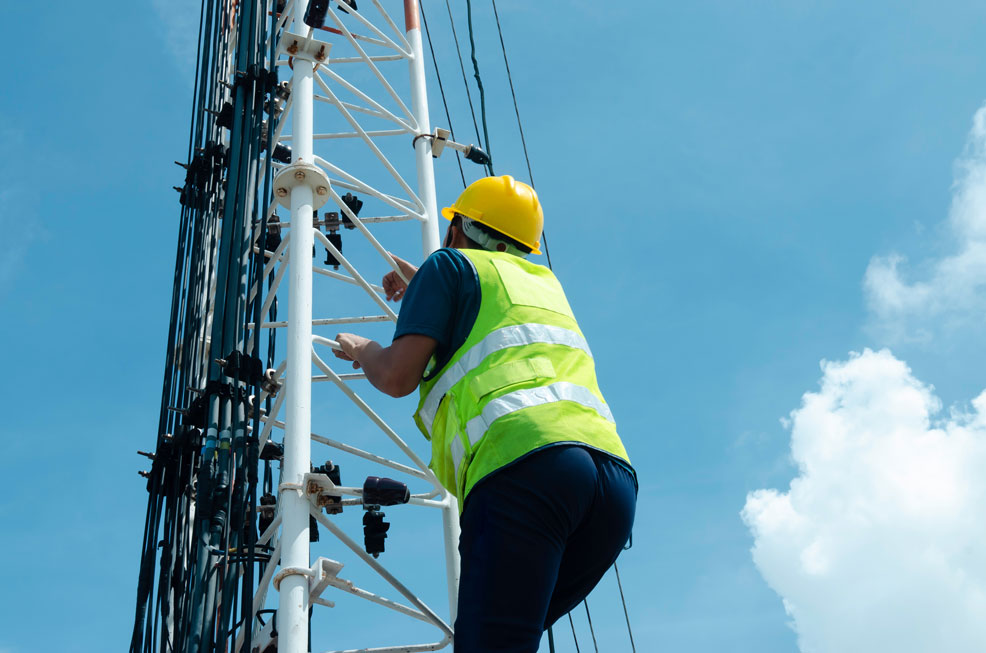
[453,444,637,652]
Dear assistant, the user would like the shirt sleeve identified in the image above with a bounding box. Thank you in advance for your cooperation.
[393,249,465,350]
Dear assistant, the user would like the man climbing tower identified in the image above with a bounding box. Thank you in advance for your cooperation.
[333,175,637,652]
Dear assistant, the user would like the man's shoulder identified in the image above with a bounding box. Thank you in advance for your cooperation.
[394,248,481,349]
[425,246,471,266]
[419,247,477,280]
[400,249,480,305]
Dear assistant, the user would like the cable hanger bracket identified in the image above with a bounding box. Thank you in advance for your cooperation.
[414,127,491,166]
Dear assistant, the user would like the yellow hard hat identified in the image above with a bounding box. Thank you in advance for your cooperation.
[441,175,543,254]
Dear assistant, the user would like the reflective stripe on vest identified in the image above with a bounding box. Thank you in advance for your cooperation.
[449,381,614,479]
[419,323,592,434]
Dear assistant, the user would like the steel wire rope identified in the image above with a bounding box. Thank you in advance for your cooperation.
[568,612,582,653]
[443,0,484,149]
[490,0,532,187]
[444,0,557,267]
[583,599,599,652]
[487,0,552,269]
[464,0,494,175]
[614,562,637,652]
[420,0,467,188]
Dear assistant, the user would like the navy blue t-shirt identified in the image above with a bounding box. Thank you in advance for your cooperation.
[393,248,481,378]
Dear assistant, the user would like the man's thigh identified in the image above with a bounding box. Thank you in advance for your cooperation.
[454,446,598,652]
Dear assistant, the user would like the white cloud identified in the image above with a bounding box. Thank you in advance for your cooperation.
[0,189,37,289]
[153,0,201,74]
[865,104,986,341]
[0,128,43,293]
[742,349,986,653]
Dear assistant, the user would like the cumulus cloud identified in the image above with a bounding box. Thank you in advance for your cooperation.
[742,349,986,653]
[864,104,986,341]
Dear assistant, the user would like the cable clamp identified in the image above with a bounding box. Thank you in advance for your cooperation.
[419,127,490,165]
[272,566,315,592]
[271,558,345,608]
[419,127,450,157]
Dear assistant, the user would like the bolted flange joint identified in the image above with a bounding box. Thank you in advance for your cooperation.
[272,161,331,210]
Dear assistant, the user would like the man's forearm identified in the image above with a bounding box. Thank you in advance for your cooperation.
[351,340,420,398]
[336,331,435,398]
[351,340,392,395]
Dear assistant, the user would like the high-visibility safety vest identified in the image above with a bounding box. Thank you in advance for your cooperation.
[413,248,631,505]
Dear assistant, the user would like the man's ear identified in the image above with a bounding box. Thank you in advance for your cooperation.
[446,224,465,249]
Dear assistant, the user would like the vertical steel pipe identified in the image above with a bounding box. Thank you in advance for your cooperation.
[405,0,460,625]
[278,1,315,651]
[405,0,442,257]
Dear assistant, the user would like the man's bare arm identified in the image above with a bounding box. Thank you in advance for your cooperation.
[333,332,437,398]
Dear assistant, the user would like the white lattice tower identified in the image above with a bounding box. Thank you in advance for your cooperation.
[242,1,460,651]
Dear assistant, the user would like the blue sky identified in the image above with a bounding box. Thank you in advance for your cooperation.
[3,1,986,651]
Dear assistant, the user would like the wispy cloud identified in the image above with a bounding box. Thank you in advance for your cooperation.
[153,0,201,75]
[742,349,986,653]
[0,191,39,290]
[0,127,43,295]
[864,104,986,342]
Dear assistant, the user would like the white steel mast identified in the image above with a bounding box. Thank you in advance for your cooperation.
[135,2,638,650]
[251,0,459,650]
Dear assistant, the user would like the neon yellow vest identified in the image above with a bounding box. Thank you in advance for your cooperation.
[413,249,630,504]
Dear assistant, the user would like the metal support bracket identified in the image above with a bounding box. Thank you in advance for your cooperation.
[279,31,333,64]
[309,557,346,608]
[273,162,332,209]
[430,128,450,158]
[304,471,347,510]
[305,554,437,624]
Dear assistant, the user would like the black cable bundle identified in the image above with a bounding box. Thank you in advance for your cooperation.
[130,1,276,651]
